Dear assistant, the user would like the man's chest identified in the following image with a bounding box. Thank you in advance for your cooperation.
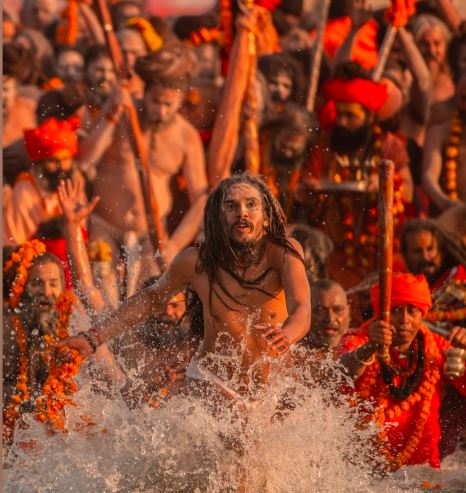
[145,129,185,176]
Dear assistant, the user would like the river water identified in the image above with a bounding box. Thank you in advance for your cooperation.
[3,354,466,493]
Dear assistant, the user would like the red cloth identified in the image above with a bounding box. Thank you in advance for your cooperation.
[337,324,466,468]
[323,17,379,70]
[319,78,388,129]
[24,116,80,161]
[37,228,88,290]
[371,273,432,316]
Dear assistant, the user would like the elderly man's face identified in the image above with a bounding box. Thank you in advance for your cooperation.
[403,230,443,283]
[117,29,148,75]
[194,43,220,80]
[274,128,307,163]
[311,286,350,348]
[33,0,59,28]
[24,261,64,321]
[418,26,447,71]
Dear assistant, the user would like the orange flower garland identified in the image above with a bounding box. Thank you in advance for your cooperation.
[56,0,79,46]
[3,316,30,445]
[87,240,113,263]
[36,291,83,432]
[335,126,404,270]
[442,111,461,201]
[425,307,466,323]
[4,239,47,309]
[355,324,442,471]
[385,0,416,28]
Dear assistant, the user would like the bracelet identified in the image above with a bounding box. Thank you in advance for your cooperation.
[353,347,375,366]
[78,331,98,353]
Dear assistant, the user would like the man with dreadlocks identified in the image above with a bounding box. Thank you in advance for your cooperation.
[60,173,311,403]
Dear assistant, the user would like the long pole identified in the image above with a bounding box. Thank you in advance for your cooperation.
[377,159,394,363]
[307,0,331,112]
[95,0,166,254]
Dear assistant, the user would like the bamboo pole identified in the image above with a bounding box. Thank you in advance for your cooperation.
[377,159,394,363]
[241,0,260,175]
[306,0,331,112]
[372,25,398,82]
[95,0,166,254]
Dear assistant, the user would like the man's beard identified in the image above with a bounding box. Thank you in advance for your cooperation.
[271,146,305,169]
[330,123,372,155]
[43,168,73,191]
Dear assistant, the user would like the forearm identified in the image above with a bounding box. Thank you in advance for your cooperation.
[282,305,311,345]
[93,289,155,345]
[65,220,106,313]
[435,0,462,31]
[398,27,432,124]
[77,113,119,174]
[339,342,377,379]
[165,193,207,258]
[422,173,457,211]
[207,26,251,187]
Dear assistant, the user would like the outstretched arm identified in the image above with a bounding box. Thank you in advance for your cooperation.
[57,249,196,358]
[57,179,105,313]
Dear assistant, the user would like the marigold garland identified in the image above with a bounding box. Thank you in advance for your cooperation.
[87,240,113,262]
[385,0,416,28]
[442,111,461,201]
[425,307,466,323]
[354,324,442,471]
[127,17,164,52]
[333,126,404,271]
[4,239,47,309]
[56,0,79,46]
[35,291,83,432]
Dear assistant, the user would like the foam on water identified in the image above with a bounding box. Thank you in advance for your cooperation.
[3,353,465,493]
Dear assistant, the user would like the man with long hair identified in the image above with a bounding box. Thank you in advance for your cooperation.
[60,173,311,402]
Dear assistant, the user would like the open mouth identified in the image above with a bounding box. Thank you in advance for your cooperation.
[233,221,252,233]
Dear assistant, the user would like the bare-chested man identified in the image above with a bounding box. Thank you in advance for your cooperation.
[60,174,311,402]
[422,71,466,212]
[79,44,207,283]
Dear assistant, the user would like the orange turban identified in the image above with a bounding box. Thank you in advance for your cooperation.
[319,78,388,129]
[24,116,80,161]
[370,273,432,316]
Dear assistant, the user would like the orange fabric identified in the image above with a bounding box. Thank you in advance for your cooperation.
[24,117,80,161]
[370,273,432,316]
[337,324,466,468]
[323,17,379,70]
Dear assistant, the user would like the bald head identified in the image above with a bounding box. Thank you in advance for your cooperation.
[308,280,350,349]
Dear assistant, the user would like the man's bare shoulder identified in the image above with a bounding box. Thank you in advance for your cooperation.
[169,246,200,275]
[175,113,203,142]
[266,237,304,264]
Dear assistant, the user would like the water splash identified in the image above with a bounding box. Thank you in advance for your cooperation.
[3,353,465,493]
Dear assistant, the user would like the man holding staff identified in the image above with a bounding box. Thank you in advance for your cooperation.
[59,173,311,402]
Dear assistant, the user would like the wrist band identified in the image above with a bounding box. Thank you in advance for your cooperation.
[78,331,97,353]
[353,347,375,366]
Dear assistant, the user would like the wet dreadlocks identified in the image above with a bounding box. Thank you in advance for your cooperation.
[197,173,303,310]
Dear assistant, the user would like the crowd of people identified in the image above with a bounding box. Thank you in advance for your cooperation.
[3,0,466,480]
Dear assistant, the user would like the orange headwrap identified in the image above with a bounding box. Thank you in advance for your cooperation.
[319,78,388,129]
[370,273,432,316]
[24,116,80,161]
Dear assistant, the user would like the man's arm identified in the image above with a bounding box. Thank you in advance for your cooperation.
[280,239,312,344]
[58,248,197,357]
[162,126,208,265]
[422,121,459,211]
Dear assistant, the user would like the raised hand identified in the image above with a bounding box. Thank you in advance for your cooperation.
[450,326,466,350]
[58,179,100,224]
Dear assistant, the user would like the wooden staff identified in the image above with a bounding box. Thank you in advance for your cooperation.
[377,159,395,363]
[95,0,166,254]
[241,0,260,175]
[372,25,397,82]
[306,0,331,112]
